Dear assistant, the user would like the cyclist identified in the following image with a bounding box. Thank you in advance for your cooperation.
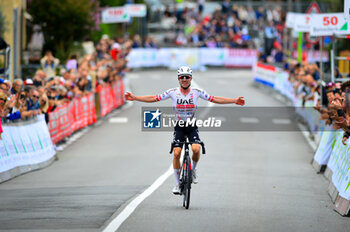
[125,66,245,194]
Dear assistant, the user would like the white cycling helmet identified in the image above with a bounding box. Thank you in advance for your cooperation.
[177,66,193,77]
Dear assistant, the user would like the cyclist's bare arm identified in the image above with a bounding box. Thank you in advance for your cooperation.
[125,92,157,102]
[212,96,245,105]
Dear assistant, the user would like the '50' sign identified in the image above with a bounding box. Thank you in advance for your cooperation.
[323,16,338,26]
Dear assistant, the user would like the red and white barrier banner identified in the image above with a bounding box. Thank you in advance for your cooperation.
[292,50,329,63]
[253,62,279,88]
[49,93,96,144]
[224,49,257,68]
[100,79,125,118]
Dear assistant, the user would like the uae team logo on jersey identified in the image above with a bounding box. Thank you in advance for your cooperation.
[143,109,162,128]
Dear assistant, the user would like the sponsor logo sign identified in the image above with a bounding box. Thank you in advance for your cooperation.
[293,13,312,32]
[310,13,350,36]
[102,7,130,23]
[125,4,147,17]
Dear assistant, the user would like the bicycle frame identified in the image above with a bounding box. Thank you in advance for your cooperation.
[169,137,205,209]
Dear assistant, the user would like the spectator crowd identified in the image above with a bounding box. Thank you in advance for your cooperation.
[0,35,132,139]
[287,58,350,146]
[146,0,283,50]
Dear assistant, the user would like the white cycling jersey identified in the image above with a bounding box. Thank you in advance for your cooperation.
[155,87,214,120]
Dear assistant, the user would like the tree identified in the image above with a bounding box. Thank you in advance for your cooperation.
[0,7,6,38]
[28,0,98,60]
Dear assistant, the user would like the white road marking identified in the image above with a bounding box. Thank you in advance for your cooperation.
[272,118,291,124]
[297,123,317,151]
[109,117,128,123]
[102,165,173,232]
[240,117,259,123]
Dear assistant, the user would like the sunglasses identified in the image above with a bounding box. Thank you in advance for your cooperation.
[32,95,39,98]
[178,76,191,80]
[20,94,26,99]
[0,98,7,101]
[48,96,56,100]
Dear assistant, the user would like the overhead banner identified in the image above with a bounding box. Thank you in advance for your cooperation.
[126,4,147,17]
[0,115,56,174]
[102,7,130,23]
[310,13,350,36]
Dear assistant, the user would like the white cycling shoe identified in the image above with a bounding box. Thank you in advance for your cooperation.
[172,185,180,195]
[192,169,198,184]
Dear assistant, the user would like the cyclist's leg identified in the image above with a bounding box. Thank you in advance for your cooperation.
[187,127,201,169]
[173,126,185,186]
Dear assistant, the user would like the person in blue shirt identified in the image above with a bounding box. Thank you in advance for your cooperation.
[26,88,40,111]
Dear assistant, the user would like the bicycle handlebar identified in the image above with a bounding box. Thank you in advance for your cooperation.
[169,141,206,155]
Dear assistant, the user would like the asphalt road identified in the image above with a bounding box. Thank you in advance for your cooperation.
[0,69,349,232]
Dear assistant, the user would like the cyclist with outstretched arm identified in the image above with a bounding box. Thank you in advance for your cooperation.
[125,66,245,194]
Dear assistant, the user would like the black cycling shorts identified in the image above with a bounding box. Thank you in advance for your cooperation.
[173,124,201,148]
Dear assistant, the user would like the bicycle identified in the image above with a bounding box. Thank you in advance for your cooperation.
[170,137,205,209]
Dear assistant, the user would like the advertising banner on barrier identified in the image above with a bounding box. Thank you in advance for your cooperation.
[325,131,350,200]
[127,48,160,68]
[327,131,345,172]
[127,48,257,69]
[0,115,55,173]
[253,62,279,87]
[314,128,336,165]
[224,49,257,67]
[169,48,200,70]
[199,48,225,66]
[292,50,329,63]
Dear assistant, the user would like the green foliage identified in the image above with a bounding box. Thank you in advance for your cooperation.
[0,7,6,37]
[28,0,98,61]
[100,0,127,7]
[317,0,343,12]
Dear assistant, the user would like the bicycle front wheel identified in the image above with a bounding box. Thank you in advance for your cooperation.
[184,156,192,209]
